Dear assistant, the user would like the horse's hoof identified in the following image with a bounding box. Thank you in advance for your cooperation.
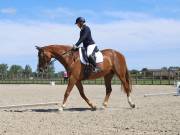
[58,104,65,111]
[102,103,108,108]
[101,105,106,109]
[91,106,97,111]
[130,104,135,108]
[62,104,66,108]
[58,107,63,111]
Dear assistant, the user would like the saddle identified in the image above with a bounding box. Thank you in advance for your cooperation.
[79,47,103,65]
[79,47,103,78]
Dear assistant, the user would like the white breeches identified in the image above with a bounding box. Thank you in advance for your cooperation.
[87,44,96,57]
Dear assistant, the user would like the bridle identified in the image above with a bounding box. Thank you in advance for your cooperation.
[39,47,78,73]
[49,48,77,64]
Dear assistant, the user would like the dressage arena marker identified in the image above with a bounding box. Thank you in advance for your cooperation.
[0,102,59,110]
[144,92,177,97]
[50,81,56,86]
[144,82,180,97]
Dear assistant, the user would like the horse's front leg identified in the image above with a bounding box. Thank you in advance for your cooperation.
[76,81,96,110]
[59,76,76,111]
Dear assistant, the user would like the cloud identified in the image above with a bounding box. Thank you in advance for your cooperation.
[41,7,98,22]
[42,7,74,19]
[0,21,77,56]
[41,7,155,23]
[0,8,17,15]
[0,14,180,70]
[92,19,180,52]
[0,20,78,70]
[103,11,153,20]
[41,6,180,24]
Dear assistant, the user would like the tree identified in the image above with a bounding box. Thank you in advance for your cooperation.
[130,69,139,75]
[9,65,23,79]
[47,63,55,78]
[59,71,65,78]
[141,68,148,72]
[0,64,8,75]
[0,64,8,79]
[141,68,152,77]
[23,65,32,77]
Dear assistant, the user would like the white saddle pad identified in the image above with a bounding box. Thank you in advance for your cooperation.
[79,47,103,65]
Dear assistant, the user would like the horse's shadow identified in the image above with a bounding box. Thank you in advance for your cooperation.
[32,108,92,112]
[3,107,94,113]
[2,107,136,113]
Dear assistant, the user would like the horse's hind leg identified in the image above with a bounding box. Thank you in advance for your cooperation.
[114,65,135,108]
[120,77,135,108]
[76,81,96,110]
[103,72,114,108]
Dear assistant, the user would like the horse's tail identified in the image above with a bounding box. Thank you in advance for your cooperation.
[125,64,132,93]
[113,50,132,94]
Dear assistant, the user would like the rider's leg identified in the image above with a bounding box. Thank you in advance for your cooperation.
[81,47,89,64]
[87,45,101,72]
[87,44,96,57]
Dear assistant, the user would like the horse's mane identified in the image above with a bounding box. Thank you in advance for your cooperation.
[42,45,72,50]
[41,44,113,55]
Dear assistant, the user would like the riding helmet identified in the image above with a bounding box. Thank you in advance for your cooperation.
[75,17,85,24]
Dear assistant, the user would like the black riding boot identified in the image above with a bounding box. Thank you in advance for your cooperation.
[88,55,101,73]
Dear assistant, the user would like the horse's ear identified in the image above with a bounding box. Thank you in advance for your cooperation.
[35,46,41,51]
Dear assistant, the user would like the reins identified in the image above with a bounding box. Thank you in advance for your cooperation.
[61,49,73,56]
[49,48,78,64]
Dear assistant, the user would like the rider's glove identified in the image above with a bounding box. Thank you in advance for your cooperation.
[72,45,78,50]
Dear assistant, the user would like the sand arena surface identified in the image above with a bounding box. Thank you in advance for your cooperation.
[0,85,179,135]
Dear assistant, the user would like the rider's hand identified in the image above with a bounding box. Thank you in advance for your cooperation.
[72,45,78,50]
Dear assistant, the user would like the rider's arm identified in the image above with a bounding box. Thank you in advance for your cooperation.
[75,26,89,46]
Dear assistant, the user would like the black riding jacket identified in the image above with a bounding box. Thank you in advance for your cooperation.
[75,25,95,48]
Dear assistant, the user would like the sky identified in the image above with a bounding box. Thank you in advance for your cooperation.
[0,0,180,72]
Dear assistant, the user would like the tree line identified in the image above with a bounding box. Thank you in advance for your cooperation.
[0,63,61,79]
[130,67,180,74]
[0,63,179,80]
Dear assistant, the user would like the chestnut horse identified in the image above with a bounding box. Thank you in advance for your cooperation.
[36,45,135,110]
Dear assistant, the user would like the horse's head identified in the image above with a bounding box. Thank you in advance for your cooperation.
[35,46,52,72]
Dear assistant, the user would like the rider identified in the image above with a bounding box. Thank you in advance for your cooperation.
[73,17,101,72]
